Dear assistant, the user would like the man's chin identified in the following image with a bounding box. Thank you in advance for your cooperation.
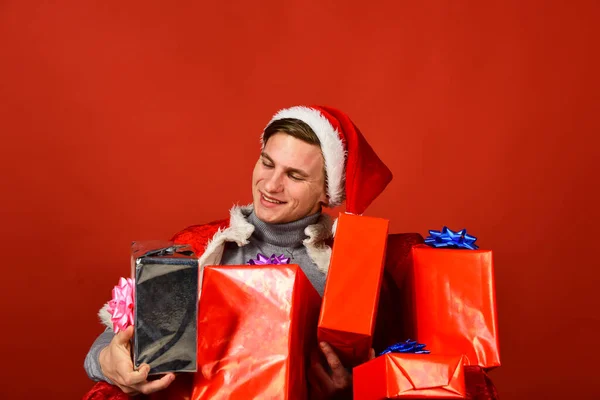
[254,205,284,224]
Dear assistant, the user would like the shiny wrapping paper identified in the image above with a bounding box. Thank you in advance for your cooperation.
[191,264,321,400]
[412,244,500,368]
[318,213,389,367]
[131,241,199,374]
[353,353,467,399]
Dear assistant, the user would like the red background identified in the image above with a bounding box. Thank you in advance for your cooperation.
[1,1,598,399]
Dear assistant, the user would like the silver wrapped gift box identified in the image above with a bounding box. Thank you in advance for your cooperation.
[131,241,198,374]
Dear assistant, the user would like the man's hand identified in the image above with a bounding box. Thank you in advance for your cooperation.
[98,326,175,396]
[308,342,376,400]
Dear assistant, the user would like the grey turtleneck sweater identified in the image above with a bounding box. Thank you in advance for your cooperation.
[220,211,326,295]
[84,211,327,382]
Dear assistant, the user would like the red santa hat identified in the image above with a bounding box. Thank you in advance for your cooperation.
[262,105,392,215]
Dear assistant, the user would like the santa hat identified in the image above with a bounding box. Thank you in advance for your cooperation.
[262,105,392,215]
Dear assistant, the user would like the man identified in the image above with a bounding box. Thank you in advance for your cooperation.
[84,105,393,399]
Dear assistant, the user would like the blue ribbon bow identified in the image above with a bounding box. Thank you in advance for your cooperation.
[379,339,430,356]
[424,226,479,250]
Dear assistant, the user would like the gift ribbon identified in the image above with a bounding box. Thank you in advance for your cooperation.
[379,339,430,356]
[424,226,479,250]
[247,253,291,265]
[107,277,135,333]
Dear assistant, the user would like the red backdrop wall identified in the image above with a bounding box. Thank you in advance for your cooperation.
[1,1,598,399]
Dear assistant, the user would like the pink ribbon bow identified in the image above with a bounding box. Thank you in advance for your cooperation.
[107,277,135,333]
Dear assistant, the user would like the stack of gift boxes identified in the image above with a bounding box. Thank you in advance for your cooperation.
[111,213,499,399]
[321,214,500,399]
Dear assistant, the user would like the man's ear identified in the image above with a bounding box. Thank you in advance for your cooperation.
[319,191,330,208]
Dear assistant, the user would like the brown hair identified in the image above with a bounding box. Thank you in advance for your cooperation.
[263,118,321,147]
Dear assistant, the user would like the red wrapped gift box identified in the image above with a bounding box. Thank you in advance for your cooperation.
[318,213,389,367]
[354,353,467,399]
[191,264,321,400]
[412,245,501,368]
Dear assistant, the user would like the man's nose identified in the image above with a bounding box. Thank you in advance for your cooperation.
[264,171,284,192]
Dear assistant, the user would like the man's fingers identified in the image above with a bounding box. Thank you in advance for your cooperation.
[114,326,134,346]
[319,342,343,373]
[134,373,176,395]
[310,359,333,389]
[309,349,333,386]
[369,348,376,360]
[138,363,151,374]
[118,362,150,386]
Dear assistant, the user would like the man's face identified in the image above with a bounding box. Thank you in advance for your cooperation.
[252,132,328,224]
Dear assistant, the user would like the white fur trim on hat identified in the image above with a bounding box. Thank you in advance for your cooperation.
[262,106,346,207]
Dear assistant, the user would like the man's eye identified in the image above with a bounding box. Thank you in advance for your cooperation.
[262,161,274,168]
[289,173,304,181]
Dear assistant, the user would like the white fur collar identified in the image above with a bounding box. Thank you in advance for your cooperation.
[98,204,333,328]
[200,204,333,272]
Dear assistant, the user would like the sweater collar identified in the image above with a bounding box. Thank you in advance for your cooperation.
[247,210,321,247]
